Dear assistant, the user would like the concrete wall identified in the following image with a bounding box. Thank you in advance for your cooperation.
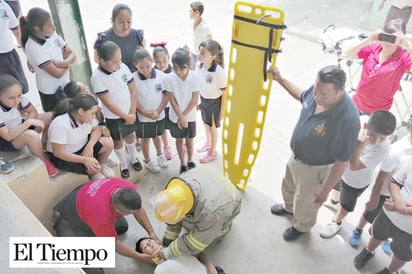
[0,174,85,273]
[1,152,142,272]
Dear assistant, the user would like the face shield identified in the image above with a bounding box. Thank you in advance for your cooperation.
[150,177,194,225]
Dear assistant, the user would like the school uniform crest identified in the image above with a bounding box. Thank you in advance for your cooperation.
[0,9,9,19]
[53,38,64,48]
[121,74,128,83]
[206,74,213,83]
[155,84,162,92]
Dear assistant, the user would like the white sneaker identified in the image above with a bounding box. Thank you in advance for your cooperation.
[100,165,115,178]
[144,160,160,173]
[157,155,168,168]
[320,222,342,238]
[89,172,105,180]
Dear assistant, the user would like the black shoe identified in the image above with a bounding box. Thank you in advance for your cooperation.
[270,204,293,216]
[283,226,303,241]
[121,168,130,178]
[180,165,188,174]
[187,161,196,170]
[132,159,142,171]
[354,247,374,269]
[215,266,226,274]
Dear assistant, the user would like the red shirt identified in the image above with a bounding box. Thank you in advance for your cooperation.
[76,178,137,238]
[353,43,412,113]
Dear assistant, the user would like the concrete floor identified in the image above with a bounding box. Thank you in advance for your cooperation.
[105,34,412,274]
[4,0,412,273]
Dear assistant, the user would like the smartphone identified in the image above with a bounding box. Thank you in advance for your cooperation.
[378,32,396,44]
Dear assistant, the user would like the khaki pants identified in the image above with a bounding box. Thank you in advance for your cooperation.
[281,155,332,232]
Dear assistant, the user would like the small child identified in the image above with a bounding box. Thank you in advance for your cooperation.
[91,40,142,178]
[152,42,173,159]
[132,48,168,173]
[0,74,58,176]
[353,158,412,273]
[20,7,76,112]
[47,94,114,179]
[164,49,200,173]
[153,42,172,74]
[189,1,213,70]
[319,111,397,239]
[195,40,226,163]
[349,121,412,251]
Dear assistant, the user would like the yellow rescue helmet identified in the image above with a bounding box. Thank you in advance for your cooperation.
[153,177,195,224]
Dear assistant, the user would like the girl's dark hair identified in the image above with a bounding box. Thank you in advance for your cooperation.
[53,94,98,118]
[63,81,82,99]
[0,74,21,95]
[111,3,132,20]
[96,40,120,61]
[153,45,169,59]
[172,48,191,68]
[20,7,51,48]
[132,48,152,64]
[199,39,224,68]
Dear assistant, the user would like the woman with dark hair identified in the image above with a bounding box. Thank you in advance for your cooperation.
[94,3,145,72]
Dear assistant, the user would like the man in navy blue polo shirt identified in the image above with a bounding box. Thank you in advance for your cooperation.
[269,65,360,241]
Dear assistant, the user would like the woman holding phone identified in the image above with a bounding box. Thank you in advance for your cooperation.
[344,19,412,115]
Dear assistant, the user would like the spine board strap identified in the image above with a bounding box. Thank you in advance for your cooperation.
[232,15,286,81]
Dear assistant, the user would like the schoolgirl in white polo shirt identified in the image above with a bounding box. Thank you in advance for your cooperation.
[164,48,200,174]
[132,49,168,173]
[0,74,58,177]
[91,40,142,179]
[195,39,226,163]
[47,94,114,179]
[152,43,173,160]
[20,7,76,112]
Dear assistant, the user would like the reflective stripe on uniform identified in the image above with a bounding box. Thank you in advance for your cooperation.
[164,228,179,241]
[186,231,207,252]
[170,239,184,257]
[218,227,230,237]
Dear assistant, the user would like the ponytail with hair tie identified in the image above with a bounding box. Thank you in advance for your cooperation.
[94,33,108,49]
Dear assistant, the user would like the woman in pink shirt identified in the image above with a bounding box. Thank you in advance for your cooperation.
[345,19,412,114]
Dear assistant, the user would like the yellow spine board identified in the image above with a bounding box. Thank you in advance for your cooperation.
[223,2,285,191]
